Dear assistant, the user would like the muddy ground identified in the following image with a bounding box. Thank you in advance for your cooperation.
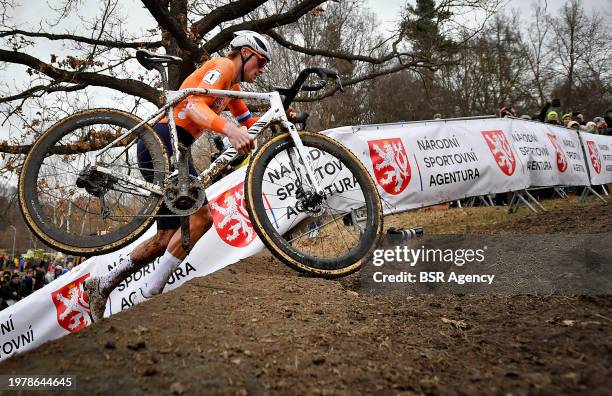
[1,198,611,395]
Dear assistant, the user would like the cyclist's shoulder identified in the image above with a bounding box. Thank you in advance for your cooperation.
[183,57,235,89]
[199,56,235,75]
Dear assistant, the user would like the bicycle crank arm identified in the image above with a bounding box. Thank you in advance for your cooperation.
[180,217,191,254]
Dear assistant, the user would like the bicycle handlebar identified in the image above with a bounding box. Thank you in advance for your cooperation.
[275,67,343,109]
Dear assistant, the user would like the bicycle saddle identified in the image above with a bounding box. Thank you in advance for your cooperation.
[136,49,182,70]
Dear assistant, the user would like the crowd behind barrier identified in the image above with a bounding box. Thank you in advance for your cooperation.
[495,102,612,135]
[0,256,80,311]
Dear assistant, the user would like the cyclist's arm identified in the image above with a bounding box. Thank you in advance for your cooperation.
[185,100,228,133]
[184,58,253,154]
[227,87,259,129]
[184,60,233,134]
[187,100,251,153]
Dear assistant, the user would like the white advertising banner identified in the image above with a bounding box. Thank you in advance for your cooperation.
[508,120,590,187]
[326,118,592,213]
[579,132,612,185]
[0,117,607,362]
[326,119,528,213]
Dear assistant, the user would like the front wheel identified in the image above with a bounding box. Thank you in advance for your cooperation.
[244,132,383,278]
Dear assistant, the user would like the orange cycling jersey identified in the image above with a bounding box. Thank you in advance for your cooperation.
[161,57,257,139]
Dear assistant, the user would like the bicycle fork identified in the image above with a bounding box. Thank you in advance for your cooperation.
[283,121,324,196]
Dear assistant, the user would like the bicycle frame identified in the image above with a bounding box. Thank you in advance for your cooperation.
[91,88,324,197]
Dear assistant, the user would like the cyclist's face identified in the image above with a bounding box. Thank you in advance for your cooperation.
[242,48,267,82]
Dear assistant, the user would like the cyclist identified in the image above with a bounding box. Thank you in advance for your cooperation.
[84,31,286,321]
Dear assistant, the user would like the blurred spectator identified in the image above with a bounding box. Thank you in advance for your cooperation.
[66,262,74,272]
[0,277,5,310]
[573,112,586,125]
[2,274,22,306]
[44,267,55,284]
[433,113,442,120]
[594,117,609,135]
[538,100,559,124]
[498,104,517,118]
[567,121,580,131]
[604,109,612,129]
[546,111,559,125]
[520,115,532,120]
[33,264,46,291]
[20,269,34,298]
[561,113,572,126]
[584,121,597,132]
[54,265,65,279]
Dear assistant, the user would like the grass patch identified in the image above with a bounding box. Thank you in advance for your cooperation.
[385,196,609,235]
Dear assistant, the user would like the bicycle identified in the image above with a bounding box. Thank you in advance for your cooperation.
[18,50,383,278]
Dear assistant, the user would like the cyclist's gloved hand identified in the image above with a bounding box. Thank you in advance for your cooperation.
[224,124,255,156]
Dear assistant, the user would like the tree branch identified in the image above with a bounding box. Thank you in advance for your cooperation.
[266,29,403,64]
[0,49,163,106]
[0,29,162,48]
[191,0,268,39]
[0,83,87,104]
[294,60,446,102]
[140,0,200,56]
[203,0,329,55]
[0,137,127,155]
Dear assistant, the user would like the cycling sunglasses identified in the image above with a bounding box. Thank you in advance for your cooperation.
[245,47,268,68]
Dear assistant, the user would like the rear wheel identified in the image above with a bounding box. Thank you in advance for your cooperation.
[244,132,383,278]
[19,109,168,255]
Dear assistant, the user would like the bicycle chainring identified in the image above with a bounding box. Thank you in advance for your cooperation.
[163,174,207,216]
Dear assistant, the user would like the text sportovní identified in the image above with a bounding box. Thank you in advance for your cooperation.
[371,246,495,285]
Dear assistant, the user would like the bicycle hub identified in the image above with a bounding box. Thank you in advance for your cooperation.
[76,166,117,197]
[295,186,325,216]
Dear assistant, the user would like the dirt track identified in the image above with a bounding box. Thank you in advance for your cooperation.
[1,198,611,395]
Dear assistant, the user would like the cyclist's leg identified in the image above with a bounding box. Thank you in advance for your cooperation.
[100,122,180,289]
[166,203,213,261]
[140,198,212,297]
[138,126,209,297]
[86,123,194,320]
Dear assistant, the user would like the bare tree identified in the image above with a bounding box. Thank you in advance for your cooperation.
[523,1,553,105]
[548,0,591,111]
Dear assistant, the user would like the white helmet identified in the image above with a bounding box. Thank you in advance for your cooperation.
[230,30,272,62]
